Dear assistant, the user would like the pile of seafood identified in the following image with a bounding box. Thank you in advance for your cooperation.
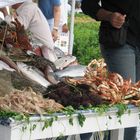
[0,19,77,86]
[44,82,104,108]
[0,19,57,74]
[0,87,63,114]
[45,59,140,108]
[1,18,140,113]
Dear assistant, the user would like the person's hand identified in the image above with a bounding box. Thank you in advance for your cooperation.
[109,12,126,29]
[52,29,58,42]
[62,24,69,33]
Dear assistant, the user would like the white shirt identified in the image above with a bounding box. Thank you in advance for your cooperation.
[5,0,54,50]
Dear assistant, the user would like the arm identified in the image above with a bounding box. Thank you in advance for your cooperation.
[81,0,126,29]
[97,9,126,29]
[53,5,60,30]
[60,0,69,33]
[52,5,61,41]
[81,0,101,20]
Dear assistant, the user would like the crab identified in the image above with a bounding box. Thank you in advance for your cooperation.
[64,59,140,106]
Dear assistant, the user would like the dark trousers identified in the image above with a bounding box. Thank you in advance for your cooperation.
[56,133,92,140]
[103,127,137,140]
[100,43,138,140]
[80,133,92,140]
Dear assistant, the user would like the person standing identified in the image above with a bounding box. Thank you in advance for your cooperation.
[81,0,140,140]
[38,0,61,41]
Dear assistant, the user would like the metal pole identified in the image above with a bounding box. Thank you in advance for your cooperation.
[68,0,75,55]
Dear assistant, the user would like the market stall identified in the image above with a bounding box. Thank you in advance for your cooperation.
[0,1,140,140]
[0,106,139,140]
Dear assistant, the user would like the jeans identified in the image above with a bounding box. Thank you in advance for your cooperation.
[100,43,138,140]
[100,43,140,83]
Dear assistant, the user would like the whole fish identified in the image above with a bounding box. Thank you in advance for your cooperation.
[16,62,51,87]
[54,55,76,70]
[53,65,86,79]
[0,50,21,73]
[0,60,15,71]
[54,47,65,58]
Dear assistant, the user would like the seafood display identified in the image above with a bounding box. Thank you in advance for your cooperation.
[0,19,77,84]
[53,64,86,80]
[16,62,51,87]
[0,19,32,51]
[54,55,77,70]
[64,59,140,106]
[0,87,63,114]
[0,18,140,116]
[44,82,104,109]
[44,59,140,108]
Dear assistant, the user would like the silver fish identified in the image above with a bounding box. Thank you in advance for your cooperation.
[0,53,21,74]
[54,47,65,58]
[53,65,86,79]
[16,62,51,88]
[54,55,76,70]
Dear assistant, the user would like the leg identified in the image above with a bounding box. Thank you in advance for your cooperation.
[100,44,137,140]
[124,127,137,140]
[100,44,136,82]
[103,131,110,140]
[136,46,140,82]
[80,132,92,140]
[110,129,124,140]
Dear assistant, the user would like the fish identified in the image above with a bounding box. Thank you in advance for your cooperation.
[54,47,65,58]
[52,64,87,79]
[16,62,51,88]
[0,60,15,71]
[0,52,21,73]
[54,55,77,70]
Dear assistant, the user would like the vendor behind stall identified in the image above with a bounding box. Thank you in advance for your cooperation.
[0,0,58,62]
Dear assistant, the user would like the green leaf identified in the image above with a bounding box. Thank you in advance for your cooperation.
[77,113,86,127]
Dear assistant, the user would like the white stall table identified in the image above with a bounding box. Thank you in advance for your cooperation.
[0,106,139,140]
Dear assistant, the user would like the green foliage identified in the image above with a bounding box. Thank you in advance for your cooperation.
[62,106,76,125]
[77,113,86,127]
[0,104,132,130]
[93,104,110,115]
[0,110,28,121]
[42,118,54,131]
[115,104,128,118]
[73,14,101,65]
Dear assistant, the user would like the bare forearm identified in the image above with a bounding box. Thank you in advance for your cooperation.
[96,8,113,22]
[96,8,126,28]
[52,6,60,41]
[53,6,60,28]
